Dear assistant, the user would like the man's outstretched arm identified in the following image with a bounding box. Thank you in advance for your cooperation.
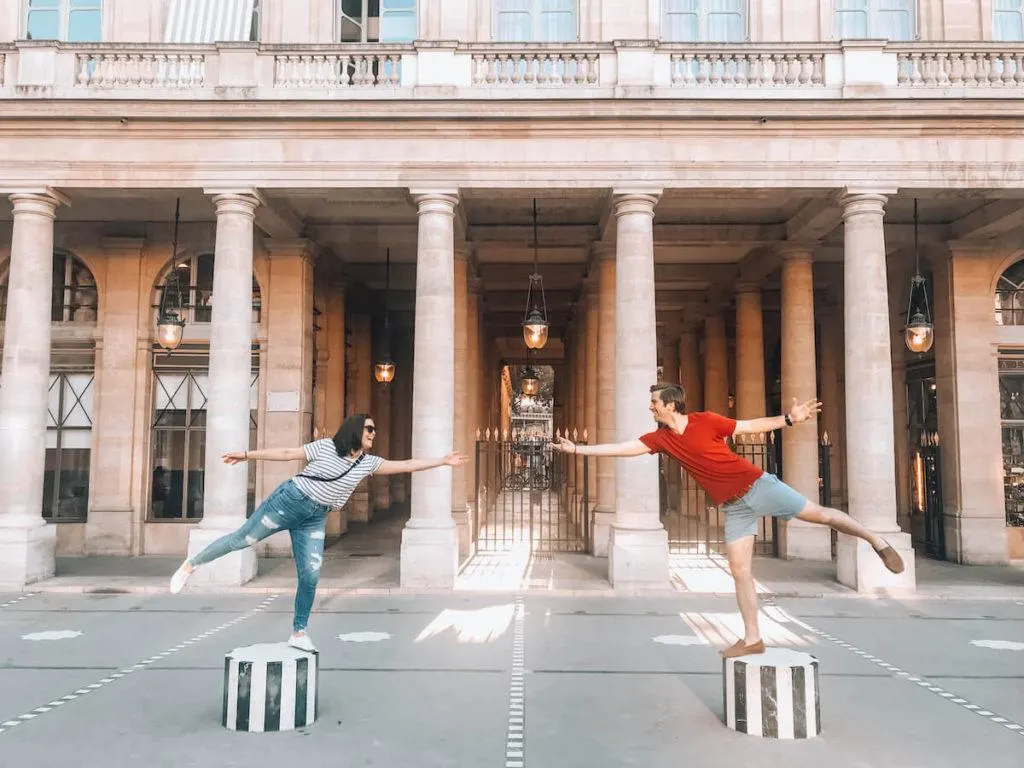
[550,436,651,457]
[733,397,822,436]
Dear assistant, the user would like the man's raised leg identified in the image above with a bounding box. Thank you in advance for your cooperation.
[795,501,904,573]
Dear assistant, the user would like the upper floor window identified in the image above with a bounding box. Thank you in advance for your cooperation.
[26,0,101,42]
[994,0,1024,41]
[164,0,260,43]
[340,0,417,43]
[494,0,577,42]
[154,253,261,328]
[834,0,914,41]
[0,251,97,323]
[996,258,1024,326]
[663,0,745,42]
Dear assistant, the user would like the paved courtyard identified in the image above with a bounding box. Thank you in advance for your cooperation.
[1,587,1022,767]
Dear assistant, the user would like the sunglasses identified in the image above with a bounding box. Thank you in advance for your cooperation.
[364,425,377,434]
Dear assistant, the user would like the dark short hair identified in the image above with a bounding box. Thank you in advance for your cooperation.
[649,382,686,414]
[333,413,372,456]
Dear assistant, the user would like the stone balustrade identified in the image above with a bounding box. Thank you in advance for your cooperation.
[0,39,1022,101]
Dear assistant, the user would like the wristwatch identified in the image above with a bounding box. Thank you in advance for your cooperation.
[784,414,793,427]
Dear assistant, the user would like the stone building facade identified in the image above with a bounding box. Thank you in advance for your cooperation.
[0,0,1021,591]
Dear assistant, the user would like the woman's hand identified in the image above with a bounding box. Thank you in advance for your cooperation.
[222,451,248,465]
[443,452,469,467]
[549,436,576,454]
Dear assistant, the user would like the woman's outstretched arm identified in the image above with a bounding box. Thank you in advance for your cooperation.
[549,436,651,458]
[375,452,469,476]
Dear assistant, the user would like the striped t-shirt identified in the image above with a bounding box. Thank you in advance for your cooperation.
[291,439,384,507]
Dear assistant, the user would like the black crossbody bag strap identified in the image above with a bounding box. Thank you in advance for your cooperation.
[296,452,365,483]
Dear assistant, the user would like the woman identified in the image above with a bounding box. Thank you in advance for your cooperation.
[168,413,467,651]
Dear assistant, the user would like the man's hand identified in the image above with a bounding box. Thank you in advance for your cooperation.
[222,451,248,465]
[443,451,469,467]
[788,397,823,424]
[549,436,576,454]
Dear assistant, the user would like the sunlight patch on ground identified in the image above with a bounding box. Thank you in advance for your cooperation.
[668,554,773,594]
[415,603,516,644]
[679,608,813,649]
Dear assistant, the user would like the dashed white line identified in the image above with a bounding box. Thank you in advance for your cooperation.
[505,595,527,768]
[777,608,1024,738]
[0,594,35,610]
[0,596,277,737]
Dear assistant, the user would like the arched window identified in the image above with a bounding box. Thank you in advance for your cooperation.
[154,252,262,329]
[995,258,1024,326]
[0,251,98,323]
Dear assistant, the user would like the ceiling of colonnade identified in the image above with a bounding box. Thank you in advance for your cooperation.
[3,186,1021,361]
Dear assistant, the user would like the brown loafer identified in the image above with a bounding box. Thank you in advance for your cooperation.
[721,639,766,659]
[876,544,905,574]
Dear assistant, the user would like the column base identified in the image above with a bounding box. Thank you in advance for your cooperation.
[84,506,134,556]
[0,523,57,589]
[778,518,833,562]
[346,490,371,524]
[400,523,458,589]
[186,527,258,587]
[453,506,472,559]
[836,531,916,593]
[943,514,1008,565]
[608,525,670,590]
[325,506,348,538]
[592,508,616,557]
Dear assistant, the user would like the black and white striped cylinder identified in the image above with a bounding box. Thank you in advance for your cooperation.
[223,643,319,732]
[723,648,821,738]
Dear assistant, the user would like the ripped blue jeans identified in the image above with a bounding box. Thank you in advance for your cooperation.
[189,479,330,632]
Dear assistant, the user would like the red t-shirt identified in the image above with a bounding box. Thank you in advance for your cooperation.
[638,411,764,506]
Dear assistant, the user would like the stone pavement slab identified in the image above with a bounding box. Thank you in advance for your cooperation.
[0,591,1021,767]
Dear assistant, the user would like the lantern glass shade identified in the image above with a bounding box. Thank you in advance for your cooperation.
[157,314,185,351]
[521,375,539,397]
[374,360,396,384]
[905,312,934,354]
[523,307,549,350]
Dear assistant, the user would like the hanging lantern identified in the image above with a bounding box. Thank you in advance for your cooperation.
[521,366,540,397]
[904,199,934,354]
[157,198,186,351]
[522,199,549,350]
[374,248,397,385]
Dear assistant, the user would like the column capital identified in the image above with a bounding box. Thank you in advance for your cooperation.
[612,190,662,218]
[263,238,320,261]
[411,190,459,217]
[735,281,763,295]
[838,190,893,219]
[776,243,816,263]
[206,189,261,219]
[8,188,69,218]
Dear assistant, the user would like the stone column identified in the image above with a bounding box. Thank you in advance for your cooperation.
[777,247,830,560]
[0,190,66,587]
[400,191,459,588]
[187,190,261,586]
[344,312,372,523]
[704,311,730,414]
[678,326,703,412]
[450,250,471,554]
[837,191,915,591]
[321,286,347,537]
[593,247,617,555]
[933,243,1007,564]
[818,301,846,509]
[734,284,766,420]
[257,240,317,556]
[608,191,669,587]
[584,279,599,499]
[85,238,145,556]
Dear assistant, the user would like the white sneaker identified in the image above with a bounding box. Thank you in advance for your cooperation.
[169,562,193,594]
[288,633,316,652]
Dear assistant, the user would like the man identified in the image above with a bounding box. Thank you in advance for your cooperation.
[551,383,904,658]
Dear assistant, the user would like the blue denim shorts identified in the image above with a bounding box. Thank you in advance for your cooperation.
[721,473,808,543]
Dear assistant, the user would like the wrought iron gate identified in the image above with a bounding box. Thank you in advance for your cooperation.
[474,432,590,553]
